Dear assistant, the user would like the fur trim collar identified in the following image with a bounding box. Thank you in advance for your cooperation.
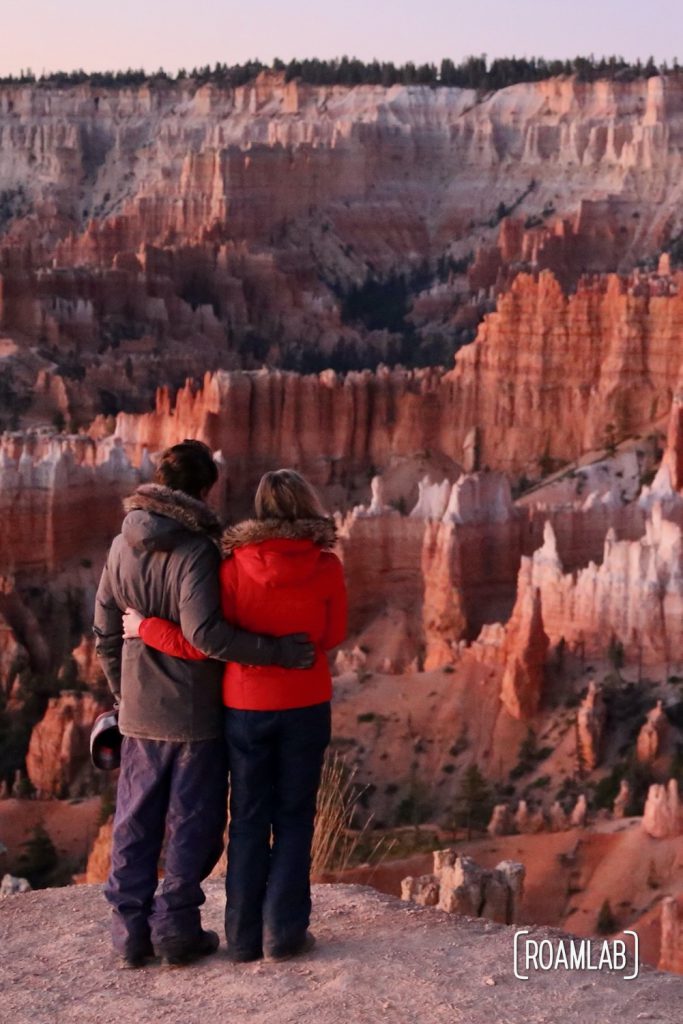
[124,483,222,540]
[222,517,337,555]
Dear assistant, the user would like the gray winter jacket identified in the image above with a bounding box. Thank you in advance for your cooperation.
[93,484,283,742]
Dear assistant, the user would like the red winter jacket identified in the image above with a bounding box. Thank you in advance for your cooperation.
[139,517,347,711]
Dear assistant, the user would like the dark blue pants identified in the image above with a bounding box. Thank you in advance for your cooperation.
[105,735,228,957]
[224,702,331,957]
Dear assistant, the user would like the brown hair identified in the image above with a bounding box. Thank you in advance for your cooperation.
[154,439,218,499]
[254,469,327,521]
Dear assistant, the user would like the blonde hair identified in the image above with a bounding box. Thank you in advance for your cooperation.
[254,469,327,521]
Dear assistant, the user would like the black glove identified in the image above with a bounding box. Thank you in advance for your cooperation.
[274,633,316,669]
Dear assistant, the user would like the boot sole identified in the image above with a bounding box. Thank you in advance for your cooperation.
[226,950,264,964]
[265,935,316,963]
[161,949,219,968]
[117,955,156,970]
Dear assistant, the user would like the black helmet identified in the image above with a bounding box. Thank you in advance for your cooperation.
[90,709,122,770]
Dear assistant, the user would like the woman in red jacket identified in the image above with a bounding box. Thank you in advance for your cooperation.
[125,469,347,964]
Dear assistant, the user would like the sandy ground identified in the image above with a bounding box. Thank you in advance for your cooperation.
[1,882,682,1024]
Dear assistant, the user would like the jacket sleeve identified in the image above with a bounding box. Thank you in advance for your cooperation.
[139,555,240,659]
[320,555,348,651]
[93,557,123,700]
[139,617,208,661]
[178,542,279,664]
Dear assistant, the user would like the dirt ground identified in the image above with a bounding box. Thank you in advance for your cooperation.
[1,881,682,1024]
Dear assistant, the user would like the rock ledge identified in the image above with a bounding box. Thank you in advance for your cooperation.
[1,882,681,1023]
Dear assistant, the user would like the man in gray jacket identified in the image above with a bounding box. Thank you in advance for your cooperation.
[94,440,314,968]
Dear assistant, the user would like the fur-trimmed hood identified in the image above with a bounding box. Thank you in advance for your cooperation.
[122,483,222,552]
[222,517,338,588]
[221,517,337,556]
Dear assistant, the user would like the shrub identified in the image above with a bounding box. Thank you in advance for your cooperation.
[311,753,367,877]
[592,756,652,814]
[607,636,625,671]
[394,775,434,827]
[16,824,59,888]
[596,899,617,935]
[452,764,493,837]
[509,729,552,779]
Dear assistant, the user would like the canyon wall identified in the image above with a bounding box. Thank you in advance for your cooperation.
[2,73,681,266]
[102,265,683,484]
[2,72,683,857]
[1,72,682,428]
[0,294,671,577]
[0,432,147,570]
[26,691,106,797]
[527,508,683,666]
[448,268,683,471]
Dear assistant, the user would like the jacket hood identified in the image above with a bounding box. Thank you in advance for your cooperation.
[122,483,222,552]
[222,517,337,588]
[221,517,337,555]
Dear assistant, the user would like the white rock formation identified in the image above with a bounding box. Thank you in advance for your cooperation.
[642,779,683,838]
[402,849,525,925]
[613,780,630,819]
[570,794,588,828]
[0,874,31,896]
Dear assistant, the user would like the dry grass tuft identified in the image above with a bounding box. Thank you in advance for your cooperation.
[311,751,382,879]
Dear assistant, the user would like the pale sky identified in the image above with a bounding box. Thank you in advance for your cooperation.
[0,0,680,77]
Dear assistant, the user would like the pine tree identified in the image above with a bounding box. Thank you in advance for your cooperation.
[596,899,617,934]
[453,764,493,838]
[17,823,58,888]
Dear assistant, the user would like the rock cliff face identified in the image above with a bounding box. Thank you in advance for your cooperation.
[447,269,683,472]
[3,72,683,869]
[1,72,683,427]
[526,510,683,666]
[637,701,671,767]
[0,432,148,570]
[0,613,29,698]
[113,366,455,508]
[337,506,426,671]
[576,682,606,770]
[660,897,683,974]
[104,266,683,483]
[401,849,525,925]
[642,780,683,839]
[5,252,680,573]
[420,520,467,669]
[25,692,106,797]
[84,818,113,885]
[499,566,549,720]
[2,73,681,263]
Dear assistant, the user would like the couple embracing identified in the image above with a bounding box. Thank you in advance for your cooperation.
[93,440,347,968]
